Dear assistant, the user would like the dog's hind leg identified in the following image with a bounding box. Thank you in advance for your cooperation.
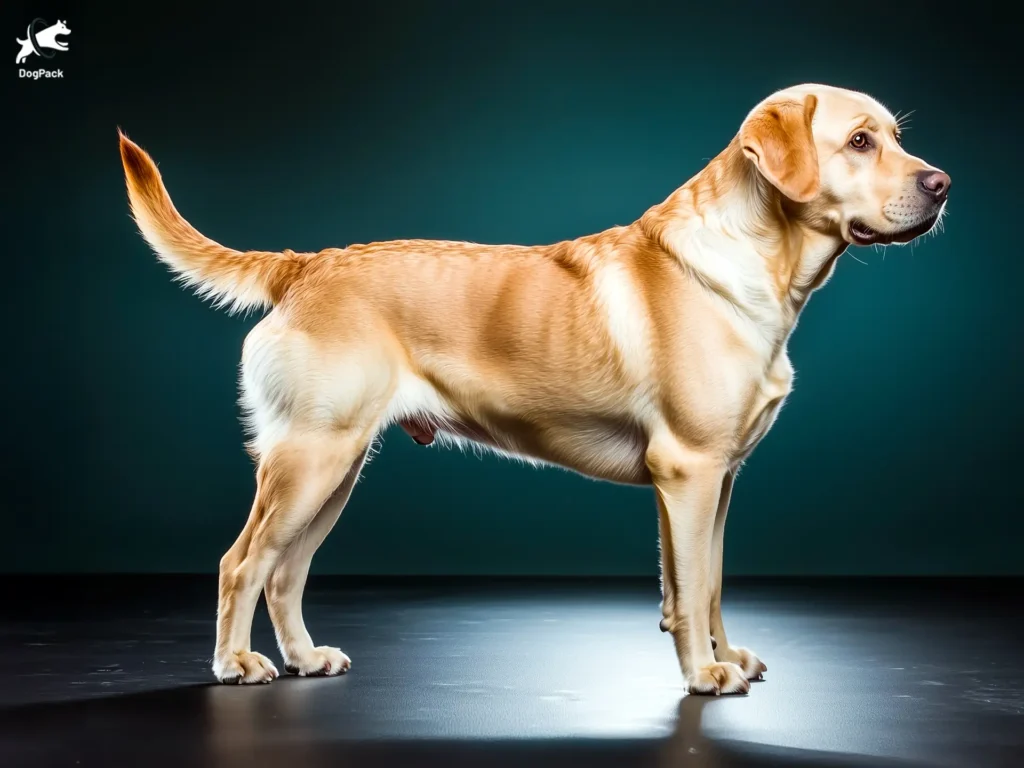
[265,444,371,676]
[213,427,375,684]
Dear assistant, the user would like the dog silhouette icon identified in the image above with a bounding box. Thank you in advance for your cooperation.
[16,19,70,65]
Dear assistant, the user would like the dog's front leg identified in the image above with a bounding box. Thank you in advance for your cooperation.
[709,471,767,680]
[647,434,749,695]
[656,494,677,633]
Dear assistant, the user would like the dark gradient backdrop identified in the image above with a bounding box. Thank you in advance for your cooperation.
[3,1,1021,574]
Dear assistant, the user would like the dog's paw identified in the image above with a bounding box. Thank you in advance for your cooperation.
[714,645,767,681]
[284,646,351,677]
[687,661,750,695]
[213,650,279,684]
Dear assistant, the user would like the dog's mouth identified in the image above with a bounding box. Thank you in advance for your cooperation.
[848,214,940,247]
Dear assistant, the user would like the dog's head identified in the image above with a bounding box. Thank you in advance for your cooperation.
[739,84,948,246]
[54,20,70,35]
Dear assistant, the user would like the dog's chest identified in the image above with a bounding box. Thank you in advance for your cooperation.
[734,352,794,463]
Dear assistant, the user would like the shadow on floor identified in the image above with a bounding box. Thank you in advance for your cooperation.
[0,683,922,768]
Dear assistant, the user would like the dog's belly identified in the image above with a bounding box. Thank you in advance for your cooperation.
[397,411,652,486]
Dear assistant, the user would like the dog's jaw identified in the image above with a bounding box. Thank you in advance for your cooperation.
[847,212,942,246]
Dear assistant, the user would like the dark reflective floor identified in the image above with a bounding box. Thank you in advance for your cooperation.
[1,577,1021,767]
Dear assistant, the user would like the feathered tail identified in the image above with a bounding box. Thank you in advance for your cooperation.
[118,132,307,313]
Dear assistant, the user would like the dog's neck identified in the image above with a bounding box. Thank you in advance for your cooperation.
[639,139,847,355]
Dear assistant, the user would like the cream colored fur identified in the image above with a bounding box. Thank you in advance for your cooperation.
[119,83,948,693]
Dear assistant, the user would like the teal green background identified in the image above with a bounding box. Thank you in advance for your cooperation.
[3,1,1021,574]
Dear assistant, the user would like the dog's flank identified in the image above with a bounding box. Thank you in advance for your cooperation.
[119,133,309,313]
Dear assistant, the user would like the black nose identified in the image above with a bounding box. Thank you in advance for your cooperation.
[916,170,950,203]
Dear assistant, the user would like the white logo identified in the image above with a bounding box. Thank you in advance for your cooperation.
[15,18,70,65]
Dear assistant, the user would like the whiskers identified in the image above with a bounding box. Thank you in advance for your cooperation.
[932,205,949,237]
[894,109,916,132]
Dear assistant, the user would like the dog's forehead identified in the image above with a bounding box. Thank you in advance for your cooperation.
[797,85,896,131]
[773,84,894,125]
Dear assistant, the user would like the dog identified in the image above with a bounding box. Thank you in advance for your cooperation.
[15,19,70,64]
[119,83,949,694]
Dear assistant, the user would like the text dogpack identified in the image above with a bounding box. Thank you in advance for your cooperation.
[19,68,63,79]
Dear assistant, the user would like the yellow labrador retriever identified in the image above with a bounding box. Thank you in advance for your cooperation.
[119,83,949,694]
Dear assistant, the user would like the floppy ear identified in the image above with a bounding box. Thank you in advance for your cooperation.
[739,94,819,203]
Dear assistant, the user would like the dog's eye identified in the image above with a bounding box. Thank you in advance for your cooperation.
[849,133,870,150]
[894,132,903,146]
